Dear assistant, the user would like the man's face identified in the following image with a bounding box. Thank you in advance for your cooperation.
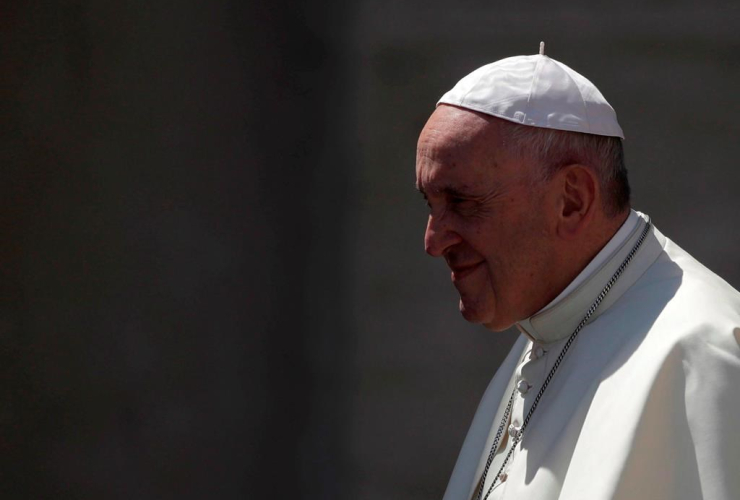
[416,105,556,331]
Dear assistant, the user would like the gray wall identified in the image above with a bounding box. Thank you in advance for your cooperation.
[2,1,739,498]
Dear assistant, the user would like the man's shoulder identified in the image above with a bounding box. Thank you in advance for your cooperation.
[622,230,740,356]
[660,234,740,321]
[586,230,740,418]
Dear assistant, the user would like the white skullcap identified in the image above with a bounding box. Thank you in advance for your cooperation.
[437,48,624,139]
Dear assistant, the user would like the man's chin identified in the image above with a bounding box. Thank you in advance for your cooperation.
[459,299,512,332]
[459,299,487,324]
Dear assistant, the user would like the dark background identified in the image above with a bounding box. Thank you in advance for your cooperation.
[2,2,739,498]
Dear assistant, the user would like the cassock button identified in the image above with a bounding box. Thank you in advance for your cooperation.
[534,346,545,358]
[508,424,521,438]
[500,472,508,482]
[517,379,531,395]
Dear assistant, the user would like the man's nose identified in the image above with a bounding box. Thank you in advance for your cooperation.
[424,215,461,257]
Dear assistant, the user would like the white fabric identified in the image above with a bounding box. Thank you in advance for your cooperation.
[438,54,624,139]
[443,212,740,500]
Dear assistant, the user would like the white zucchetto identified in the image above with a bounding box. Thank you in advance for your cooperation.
[437,50,624,139]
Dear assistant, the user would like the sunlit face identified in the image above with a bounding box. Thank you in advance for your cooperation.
[416,105,557,331]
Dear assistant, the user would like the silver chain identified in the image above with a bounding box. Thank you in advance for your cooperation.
[475,218,652,500]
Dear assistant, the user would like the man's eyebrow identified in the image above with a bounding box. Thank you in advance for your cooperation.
[415,183,474,199]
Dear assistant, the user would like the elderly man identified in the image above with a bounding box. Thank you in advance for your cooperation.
[416,47,740,500]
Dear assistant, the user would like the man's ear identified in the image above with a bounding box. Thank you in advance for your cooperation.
[556,164,598,239]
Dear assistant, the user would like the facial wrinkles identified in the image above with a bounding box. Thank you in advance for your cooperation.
[468,185,507,218]
[424,160,517,216]
[417,112,485,169]
[417,126,465,164]
[417,142,491,198]
[417,107,567,330]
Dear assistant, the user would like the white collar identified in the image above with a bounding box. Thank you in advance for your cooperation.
[516,211,665,344]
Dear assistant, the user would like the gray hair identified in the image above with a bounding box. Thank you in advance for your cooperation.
[499,121,631,218]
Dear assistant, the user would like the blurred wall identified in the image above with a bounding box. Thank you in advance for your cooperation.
[3,1,354,498]
[2,1,739,499]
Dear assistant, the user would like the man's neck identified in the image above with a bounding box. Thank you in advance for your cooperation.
[540,209,634,314]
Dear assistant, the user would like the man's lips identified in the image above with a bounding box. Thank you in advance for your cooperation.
[450,261,485,282]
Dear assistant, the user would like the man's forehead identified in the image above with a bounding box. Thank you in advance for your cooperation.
[415,147,494,196]
[416,138,467,166]
[417,107,507,166]
[416,128,471,163]
[416,105,532,198]
[419,106,496,145]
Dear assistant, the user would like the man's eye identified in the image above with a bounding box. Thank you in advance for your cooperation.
[452,198,475,210]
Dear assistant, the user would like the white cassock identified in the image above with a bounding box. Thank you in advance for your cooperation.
[443,211,740,500]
